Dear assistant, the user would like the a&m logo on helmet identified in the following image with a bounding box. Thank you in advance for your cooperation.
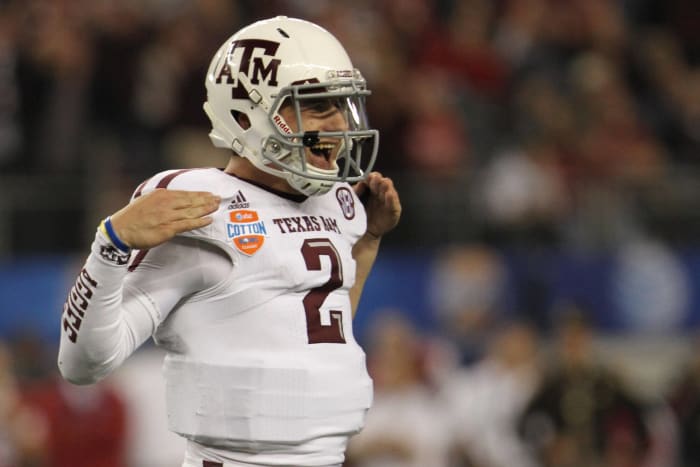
[215,39,282,99]
[336,187,355,220]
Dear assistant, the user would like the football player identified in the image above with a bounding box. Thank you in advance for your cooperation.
[57,16,401,467]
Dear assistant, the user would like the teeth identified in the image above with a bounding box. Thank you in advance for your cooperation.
[310,142,335,161]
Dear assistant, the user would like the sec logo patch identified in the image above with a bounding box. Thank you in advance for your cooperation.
[336,187,355,220]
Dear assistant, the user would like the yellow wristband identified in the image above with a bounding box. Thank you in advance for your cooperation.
[99,217,131,252]
[99,219,109,239]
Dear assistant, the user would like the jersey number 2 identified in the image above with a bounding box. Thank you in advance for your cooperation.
[301,238,346,344]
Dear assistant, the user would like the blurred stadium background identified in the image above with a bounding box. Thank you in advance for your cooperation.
[1,0,699,465]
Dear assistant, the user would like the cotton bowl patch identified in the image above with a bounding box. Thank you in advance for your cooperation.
[227,210,266,255]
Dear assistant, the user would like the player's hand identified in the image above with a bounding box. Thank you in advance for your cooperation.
[354,172,401,239]
[110,189,221,250]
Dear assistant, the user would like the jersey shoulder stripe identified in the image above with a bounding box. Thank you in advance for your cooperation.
[131,168,231,201]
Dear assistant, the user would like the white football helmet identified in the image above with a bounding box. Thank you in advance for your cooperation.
[203,16,379,196]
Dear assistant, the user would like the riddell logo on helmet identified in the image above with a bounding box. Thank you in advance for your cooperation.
[273,114,292,134]
[215,39,282,99]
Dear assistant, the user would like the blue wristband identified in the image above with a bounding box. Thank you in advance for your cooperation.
[103,217,131,253]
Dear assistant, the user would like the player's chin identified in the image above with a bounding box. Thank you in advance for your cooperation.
[305,152,338,171]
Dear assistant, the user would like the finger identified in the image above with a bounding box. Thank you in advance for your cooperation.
[353,181,368,197]
[379,177,394,195]
[169,216,214,234]
[162,190,220,209]
[173,193,221,211]
[360,174,378,198]
[371,177,393,201]
[377,182,400,212]
[160,200,219,224]
[366,172,383,190]
[370,174,390,196]
[387,191,401,213]
[179,202,220,220]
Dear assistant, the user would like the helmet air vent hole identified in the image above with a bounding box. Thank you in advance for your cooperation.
[231,110,251,130]
[277,28,290,38]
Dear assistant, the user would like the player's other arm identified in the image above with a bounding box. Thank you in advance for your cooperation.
[350,173,401,316]
[58,189,220,384]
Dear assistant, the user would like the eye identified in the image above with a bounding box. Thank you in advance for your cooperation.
[301,98,342,114]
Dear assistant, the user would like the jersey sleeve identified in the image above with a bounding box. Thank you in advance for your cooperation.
[57,228,231,384]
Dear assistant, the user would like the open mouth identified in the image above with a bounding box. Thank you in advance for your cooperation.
[309,142,336,163]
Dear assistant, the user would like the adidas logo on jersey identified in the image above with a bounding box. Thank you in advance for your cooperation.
[227,190,249,209]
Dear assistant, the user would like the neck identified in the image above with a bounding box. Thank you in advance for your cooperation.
[224,156,298,194]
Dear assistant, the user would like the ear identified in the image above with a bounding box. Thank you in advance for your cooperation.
[233,111,251,130]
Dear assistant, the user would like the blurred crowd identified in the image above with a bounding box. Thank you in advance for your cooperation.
[0,0,699,251]
[344,309,682,467]
[3,306,700,467]
[2,0,700,465]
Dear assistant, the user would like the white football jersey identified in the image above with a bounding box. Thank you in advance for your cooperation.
[132,168,373,465]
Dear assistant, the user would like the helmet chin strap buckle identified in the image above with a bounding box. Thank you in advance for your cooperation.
[232,139,244,153]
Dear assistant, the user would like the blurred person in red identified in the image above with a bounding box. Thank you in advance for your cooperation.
[400,67,471,178]
[666,333,700,467]
[571,53,667,185]
[638,29,700,164]
[417,0,508,98]
[22,375,127,467]
[0,342,46,466]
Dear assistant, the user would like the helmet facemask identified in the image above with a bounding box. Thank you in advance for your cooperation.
[260,77,379,196]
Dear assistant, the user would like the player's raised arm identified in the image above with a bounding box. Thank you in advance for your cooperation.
[350,172,402,316]
[58,189,220,384]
